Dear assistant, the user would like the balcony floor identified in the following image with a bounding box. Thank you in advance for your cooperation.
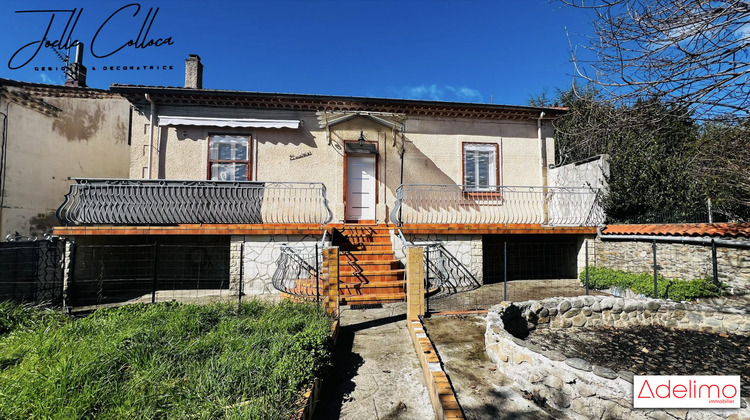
[54,223,596,237]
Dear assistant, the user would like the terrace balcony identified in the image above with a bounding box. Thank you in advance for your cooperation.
[389,184,604,233]
[54,180,603,236]
[56,178,334,227]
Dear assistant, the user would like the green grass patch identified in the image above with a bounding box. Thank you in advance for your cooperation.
[0,301,66,336]
[0,300,333,419]
[579,266,724,301]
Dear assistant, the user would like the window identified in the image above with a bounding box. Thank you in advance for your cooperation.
[463,143,498,191]
[208,134,250,181]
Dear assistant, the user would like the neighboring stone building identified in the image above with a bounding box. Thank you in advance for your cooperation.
[0,78,131,238]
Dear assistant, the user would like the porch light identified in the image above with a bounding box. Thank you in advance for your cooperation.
[358,131,365,147]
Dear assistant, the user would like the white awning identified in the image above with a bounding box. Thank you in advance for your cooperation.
[158,116,300,129]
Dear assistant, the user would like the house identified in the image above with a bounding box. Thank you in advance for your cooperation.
[0,77,131,238]
[53,55,605,307]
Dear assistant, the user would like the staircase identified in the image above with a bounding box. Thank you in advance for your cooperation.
[332,225,406,305]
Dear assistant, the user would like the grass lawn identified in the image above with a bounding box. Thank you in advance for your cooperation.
[0,300,333,419]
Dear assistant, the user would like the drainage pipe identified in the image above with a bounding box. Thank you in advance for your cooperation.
[145,94,156,179]
[537,111,546,187]
[537,111,547,223]
[599,234,750,249]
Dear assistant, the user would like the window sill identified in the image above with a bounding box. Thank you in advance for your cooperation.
[461,191,505,206]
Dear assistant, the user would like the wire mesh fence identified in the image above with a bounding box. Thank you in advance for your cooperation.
[69,242,232,310]
[0,239,65,305]
[426,236,601,314]
[588,237,748,300]
[422,234,748,315]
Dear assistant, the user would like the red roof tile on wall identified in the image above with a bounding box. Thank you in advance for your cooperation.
[602,223,750,238]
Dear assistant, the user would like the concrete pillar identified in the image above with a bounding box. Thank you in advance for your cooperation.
[62,240,75,312]
[406,246,425,318]
[229,236,243,295]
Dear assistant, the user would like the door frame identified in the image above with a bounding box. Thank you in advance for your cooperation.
[343,140,379,223]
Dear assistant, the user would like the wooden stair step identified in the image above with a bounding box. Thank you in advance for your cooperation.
[343,259,400,266]
[340,264,401,273]
[343,250,395,255]
[340,269,405,276]
[338,281,405,289]
[340,293,405,303]
[340,252,396,261]
[339,275,404,282]
[339,243,393,250]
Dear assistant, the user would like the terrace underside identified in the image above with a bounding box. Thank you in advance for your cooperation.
[54,223,597,237]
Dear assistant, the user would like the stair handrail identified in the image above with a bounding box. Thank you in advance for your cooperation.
[423,242,480,299]
[271,245,321,296]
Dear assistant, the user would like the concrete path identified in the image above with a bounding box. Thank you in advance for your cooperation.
[314,303,433,420]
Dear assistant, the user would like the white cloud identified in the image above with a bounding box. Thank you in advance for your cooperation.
[445,86,483,102]
[396,84,483,103]
[39,72,62,85]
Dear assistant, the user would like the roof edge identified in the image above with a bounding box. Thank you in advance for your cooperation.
[109,84,567,117]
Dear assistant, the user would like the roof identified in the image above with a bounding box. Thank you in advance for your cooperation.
[0,77,118,100]
[109,84,568,121]
[601,223,750,238]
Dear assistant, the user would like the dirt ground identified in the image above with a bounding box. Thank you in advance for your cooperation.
[423,315,566,420]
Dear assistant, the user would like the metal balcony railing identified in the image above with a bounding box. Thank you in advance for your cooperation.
[390,184,604,227]
[56,179,333,225]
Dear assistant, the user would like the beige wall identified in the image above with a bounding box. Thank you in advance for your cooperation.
[130,105,555,223]
[1,92,131,237]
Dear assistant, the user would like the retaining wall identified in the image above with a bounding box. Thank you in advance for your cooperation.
[486,296,750,420]
[594,238,750,296]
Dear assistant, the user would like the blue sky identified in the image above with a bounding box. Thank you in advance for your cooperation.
[0,0,595,107]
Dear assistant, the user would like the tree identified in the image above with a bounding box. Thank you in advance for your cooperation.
[532,86,706,222]
[693,122,750,218]
[563,0,750,120]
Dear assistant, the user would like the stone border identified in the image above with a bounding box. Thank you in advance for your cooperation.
[513,296,749,335]
[486,298,749,420]
[409,317,465,420]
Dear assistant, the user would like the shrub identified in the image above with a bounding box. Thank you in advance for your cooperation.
[579,266,723,301]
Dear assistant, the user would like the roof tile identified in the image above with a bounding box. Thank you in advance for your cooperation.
[601,223,750,238]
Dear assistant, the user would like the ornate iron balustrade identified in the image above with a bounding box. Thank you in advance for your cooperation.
[424,243,480,300]
[390,184,604,226]
[57,179,333,225]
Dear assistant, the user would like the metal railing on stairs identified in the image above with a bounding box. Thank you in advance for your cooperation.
[56,178,334,225]
[424,243,480,301]
[271,245,322,298]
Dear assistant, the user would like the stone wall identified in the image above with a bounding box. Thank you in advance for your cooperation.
[231,234,325,296]
[486,297,750,420]
[396,233,483,284]
[594,238,750,296]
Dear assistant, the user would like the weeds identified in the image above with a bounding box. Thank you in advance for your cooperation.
[579,266,724,301]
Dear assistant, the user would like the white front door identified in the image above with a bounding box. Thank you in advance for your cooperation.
[346,155,376,220]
